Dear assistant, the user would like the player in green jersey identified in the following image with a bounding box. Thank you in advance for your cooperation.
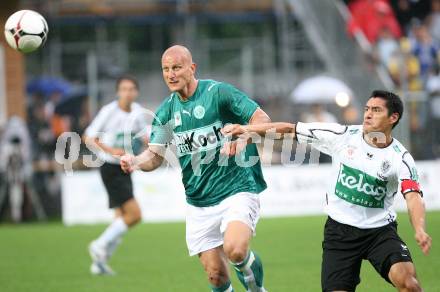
[120,45,270,292]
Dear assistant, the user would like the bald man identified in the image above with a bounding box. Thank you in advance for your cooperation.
[120,45,270,292]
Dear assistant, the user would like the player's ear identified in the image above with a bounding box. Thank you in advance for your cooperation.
[191,62,197,74]
[389,112,399,125]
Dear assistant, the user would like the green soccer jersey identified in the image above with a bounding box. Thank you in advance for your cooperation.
[150,79,267,207]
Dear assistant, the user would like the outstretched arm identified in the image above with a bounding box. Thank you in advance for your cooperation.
[120,144,165,173]
[405,192,432,255]
[220,108,274,156]
[222,122,296,138]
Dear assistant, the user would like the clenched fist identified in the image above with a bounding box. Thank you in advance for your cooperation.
[120,154,138,173]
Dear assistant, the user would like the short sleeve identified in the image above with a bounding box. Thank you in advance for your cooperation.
[295,122,348,155]
[149,101,173,146]
[131,108,150,138]
[218,83,259,124]
[85,106,112,138]
[128,108,150,153]
[133,106,149,132]
[398,152,423,197]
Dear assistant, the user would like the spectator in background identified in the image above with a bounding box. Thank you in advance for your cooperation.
[411,22,440,84]
[392,0,414,34]
[0,116,34,222]
[388,38,423,91]
[376,26,400,67]
[28,101,56,160]
[37,90,72,139]
[428,0,440,43]
[348,0,402,44]
[391,0,431,34]
[43,91,62,122]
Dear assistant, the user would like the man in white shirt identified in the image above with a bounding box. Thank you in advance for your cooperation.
[222,90,432,292]
[84,75,148,275]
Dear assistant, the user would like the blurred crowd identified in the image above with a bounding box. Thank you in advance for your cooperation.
[26,79,90,163]
[346,0,436,90]
[345,0,440,158]
[0,79,90,222]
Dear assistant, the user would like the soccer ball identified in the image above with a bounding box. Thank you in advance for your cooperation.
[4,10,48,53]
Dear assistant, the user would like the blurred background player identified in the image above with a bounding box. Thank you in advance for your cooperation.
[83,75,148,275]
[121,45,270,292]
[222,90,432,292]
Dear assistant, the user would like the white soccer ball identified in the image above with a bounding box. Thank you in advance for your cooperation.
[4,10,49,53]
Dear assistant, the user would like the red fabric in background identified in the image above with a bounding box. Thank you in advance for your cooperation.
[347,0,402,43]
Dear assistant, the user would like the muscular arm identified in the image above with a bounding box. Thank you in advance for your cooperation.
[220,108,294,156]
[120,144,165,173]
[405,192,432,255]
[245,122,295,137]
[222,121,296,138]
[137,144,165,171]
[249,108,271,125]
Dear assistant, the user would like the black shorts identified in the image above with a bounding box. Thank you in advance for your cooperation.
[99,162,134,208]
[321,216,413,292]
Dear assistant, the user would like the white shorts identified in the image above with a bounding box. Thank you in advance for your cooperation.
[186,192,260,256]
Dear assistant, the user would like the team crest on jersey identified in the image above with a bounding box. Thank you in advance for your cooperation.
[173,121,224,156]
[378,159,391,180]
[346,145,357,159]
[381,160,391,174]
[193,105,205,119]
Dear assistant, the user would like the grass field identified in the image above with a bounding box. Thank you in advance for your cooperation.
[1,212,439,292]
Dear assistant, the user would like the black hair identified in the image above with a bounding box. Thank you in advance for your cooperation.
[369,90,403,128]
[116,74,139,90]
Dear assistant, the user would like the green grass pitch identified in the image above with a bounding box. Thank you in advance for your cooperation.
[1,212,439,292]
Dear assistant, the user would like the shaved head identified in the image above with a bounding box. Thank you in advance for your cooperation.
[161,45,198,99]
[162,45,193,65]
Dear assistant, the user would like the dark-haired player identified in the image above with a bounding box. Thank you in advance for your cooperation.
[84,75,147,275]
[222,90,432,292]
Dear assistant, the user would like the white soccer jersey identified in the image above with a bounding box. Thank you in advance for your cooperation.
[296,122,422,229]
[85,101,149,164]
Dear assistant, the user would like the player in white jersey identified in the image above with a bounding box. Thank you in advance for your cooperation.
[222,90,432,291]
[84,75,148,275]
